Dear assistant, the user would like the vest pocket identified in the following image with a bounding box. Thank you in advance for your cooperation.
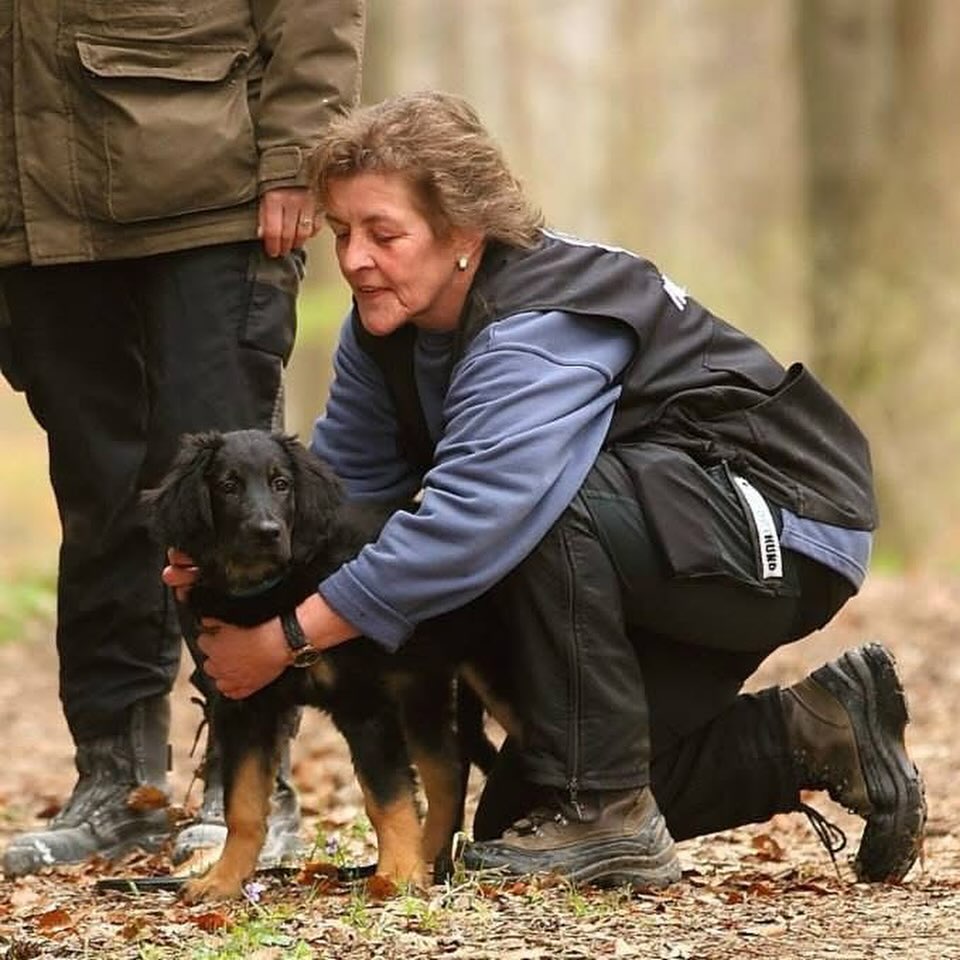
[74,36,258,223]
[613,441,797,597]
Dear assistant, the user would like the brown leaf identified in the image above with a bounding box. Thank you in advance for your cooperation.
[298,861,340,881]
[364,874,397,901]
[744,880,777,897]
[784,880,836,896]
[193,910,232,933]
[126,785,169,812]
[296,863,341,895]
[750,833,785,862]
[120,916,152,940]
[36,800,62,820]
[503,880,532,896]
[35,908,73,931]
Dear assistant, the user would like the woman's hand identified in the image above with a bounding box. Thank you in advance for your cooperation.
[162,548,198,603]
[196,616,291,700]
[194,593,359,700]
[161,552,361,699]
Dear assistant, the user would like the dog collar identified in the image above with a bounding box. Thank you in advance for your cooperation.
[223,573,286,599]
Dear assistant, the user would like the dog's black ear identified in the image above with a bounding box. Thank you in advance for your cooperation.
[142,432,224,559]
[277,434,345,562]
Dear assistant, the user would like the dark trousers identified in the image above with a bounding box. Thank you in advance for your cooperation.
[477,448,854,841]
[0,242,302,740]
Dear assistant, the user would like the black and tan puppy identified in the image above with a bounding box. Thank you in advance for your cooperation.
[145,430,512,902]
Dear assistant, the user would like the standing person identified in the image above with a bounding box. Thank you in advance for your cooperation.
[174,90,925,888]
[0,1,365,877]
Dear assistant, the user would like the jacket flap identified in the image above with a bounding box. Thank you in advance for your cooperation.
[76,37,246,82]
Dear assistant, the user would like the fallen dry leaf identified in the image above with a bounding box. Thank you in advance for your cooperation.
[126,785,169,812]
[193,910,232,933]
[750,833,786,862]
[34,908,73,931]
[364,874,398,901]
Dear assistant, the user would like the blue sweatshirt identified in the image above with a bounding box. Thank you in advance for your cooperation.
[311,309,870,651]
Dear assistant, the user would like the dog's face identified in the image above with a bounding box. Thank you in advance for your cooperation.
[145,430,344,593]
[205,431,297,587]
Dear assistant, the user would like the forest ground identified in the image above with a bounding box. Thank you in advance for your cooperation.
[1,574,958,959]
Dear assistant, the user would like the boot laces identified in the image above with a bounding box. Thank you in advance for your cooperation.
[800,802,847,878]
[507,807,569,838]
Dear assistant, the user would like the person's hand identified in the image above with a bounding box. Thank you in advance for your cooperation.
[197,617,290,700]
[258,186,319,258]
[162,548,198,603]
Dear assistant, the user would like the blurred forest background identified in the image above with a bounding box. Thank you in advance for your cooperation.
[290,0,960,570]
[2,0,959,633]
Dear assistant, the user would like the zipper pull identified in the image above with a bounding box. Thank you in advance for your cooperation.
[567,778,583,821]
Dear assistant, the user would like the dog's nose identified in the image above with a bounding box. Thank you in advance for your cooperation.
[253,520,283,543]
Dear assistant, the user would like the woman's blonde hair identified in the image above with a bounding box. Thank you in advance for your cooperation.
[310,91,543,248]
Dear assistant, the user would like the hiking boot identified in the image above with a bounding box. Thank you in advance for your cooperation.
[781,642,926,882]
[172,735,303,871]
[3,695,172,877]
[461,786,681,889]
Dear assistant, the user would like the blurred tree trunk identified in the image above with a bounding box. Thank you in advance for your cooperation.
[497,0,534,178]
[604,1,804,358]
[798,0,898,391]
[801,0,960,565]
[434,0,467,92]
[858,1,960,564]
[361,0,399,103]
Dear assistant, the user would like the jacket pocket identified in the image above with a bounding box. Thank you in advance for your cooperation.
[75,36,257,223]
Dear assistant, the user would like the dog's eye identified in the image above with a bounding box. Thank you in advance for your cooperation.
[272,476,291,493]
[217,478,240,495]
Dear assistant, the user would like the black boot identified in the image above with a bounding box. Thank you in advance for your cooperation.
[3,695,172,877]
[461,786,681,889]
[781,642,926,882]
[172,730,303,871]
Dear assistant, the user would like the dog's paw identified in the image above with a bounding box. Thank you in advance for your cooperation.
[370,860,428,895]
[180,871,247,904]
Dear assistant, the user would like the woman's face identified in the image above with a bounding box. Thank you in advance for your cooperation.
[323,172,482,336]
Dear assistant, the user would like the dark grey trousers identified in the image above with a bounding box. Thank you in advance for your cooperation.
[477,448,854,841]
[0,242,302,739]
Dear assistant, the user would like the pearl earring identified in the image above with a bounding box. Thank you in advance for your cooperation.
[456,255,469,271]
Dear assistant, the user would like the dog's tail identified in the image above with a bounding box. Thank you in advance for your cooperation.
[456,682,498,776]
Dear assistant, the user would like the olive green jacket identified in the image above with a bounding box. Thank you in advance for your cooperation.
[0,0,365,266]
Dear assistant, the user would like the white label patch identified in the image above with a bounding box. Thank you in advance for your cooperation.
[661,275,688,311]
[732,474,783,579]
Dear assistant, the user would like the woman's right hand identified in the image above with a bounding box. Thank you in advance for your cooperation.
[162,548,198,602]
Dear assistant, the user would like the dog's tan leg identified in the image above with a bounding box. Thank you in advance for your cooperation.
[182,753,273,903]
[411,749,463,866]
[358,780,425,888]
[459,663,522,740]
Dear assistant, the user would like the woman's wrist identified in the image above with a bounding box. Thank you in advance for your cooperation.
[295,591,359,653]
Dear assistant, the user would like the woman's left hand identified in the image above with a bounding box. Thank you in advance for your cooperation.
[196,616,290,700]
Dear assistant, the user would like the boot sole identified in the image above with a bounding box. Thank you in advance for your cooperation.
[813,642,926,882]
[462,834,682,890]
[569,840,682,889]
[3,830,169,878]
